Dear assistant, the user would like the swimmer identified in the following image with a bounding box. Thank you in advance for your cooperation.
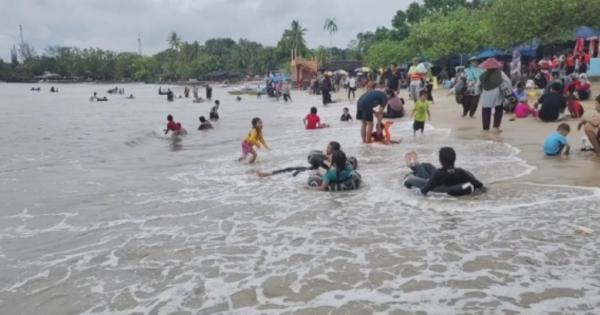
[239,117,269,164]
[304,107,329,130]
[257,141,340,177]
[315,151,354,191]
[340,107,353,121]
[210,100,220,121]
[164,114,186,136]
[236,96,242,101]
[127,94,135,99]
[198,116,213,130]
[405,151,437,180]
[89,92,98,101]
[420,147,486,196]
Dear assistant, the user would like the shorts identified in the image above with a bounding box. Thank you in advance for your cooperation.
[356,105,374,122]
[241,140,256,155]
[413,120,425,131]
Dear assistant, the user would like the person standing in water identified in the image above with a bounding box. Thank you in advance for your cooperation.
[356,83,387,143]
[164,115,187,136]
[206,84,213,100]
[462,57,483,117]
[209,100,220,121]
[239,118,269,164]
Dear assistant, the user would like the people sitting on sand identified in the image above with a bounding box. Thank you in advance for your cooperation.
[419,147,486,196]
[209,100,220,121]
[577,95,600,156]
[534,83,567,122]
[198,116,213,130]
[164,114,187,136]
[383,89,405,118]
[543,123,570,156]
[340,107,353,122]
[304,107,329,130]
[576,74,591,101]
[566,94,584,118]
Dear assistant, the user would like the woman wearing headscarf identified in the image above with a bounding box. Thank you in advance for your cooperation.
[478,58,511,132]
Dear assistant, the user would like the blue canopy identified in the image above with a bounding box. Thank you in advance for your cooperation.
[573,26,600,39]
[511,39,540,58]
[477,47,502,59]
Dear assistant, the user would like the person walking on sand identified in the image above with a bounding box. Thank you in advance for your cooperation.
[462,57,483,117]
[479,58,511,133]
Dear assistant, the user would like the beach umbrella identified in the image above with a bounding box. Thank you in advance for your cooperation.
[335,69,348,76]
[355,67,371,73]
[479,57,503,70]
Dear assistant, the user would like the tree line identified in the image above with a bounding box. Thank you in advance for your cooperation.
[1,0,599,82]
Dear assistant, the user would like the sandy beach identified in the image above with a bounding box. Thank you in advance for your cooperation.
[395,84,600,188]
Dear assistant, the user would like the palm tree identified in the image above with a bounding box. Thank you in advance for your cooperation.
[289,20,307,55]
[167,32,181,51]
[323,18,338,48]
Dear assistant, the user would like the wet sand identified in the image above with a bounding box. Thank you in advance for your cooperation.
[418,85,600,187]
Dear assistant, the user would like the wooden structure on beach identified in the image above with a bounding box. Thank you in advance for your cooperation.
[290,49,318,89]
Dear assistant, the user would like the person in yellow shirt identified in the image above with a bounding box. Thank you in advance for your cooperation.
[239,117,269,163]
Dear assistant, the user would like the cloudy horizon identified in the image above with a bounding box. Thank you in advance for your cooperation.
[0,0,413,61]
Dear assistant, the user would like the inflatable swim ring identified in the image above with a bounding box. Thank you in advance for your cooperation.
[403,174,474,196]
[308,171,362,191]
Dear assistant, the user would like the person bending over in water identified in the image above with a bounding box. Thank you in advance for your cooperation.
[257,141,341,177]
[315,150,354,191]
[198,116,213,130]
[164,115,187,136]
[304,107,329,129]
[578,95,600,156]
[239,117,269,163]
[420,147,486,196]
[210,100,220,121]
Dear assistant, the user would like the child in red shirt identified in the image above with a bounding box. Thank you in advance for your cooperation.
[303,107,329,129]
[164,114,187,135]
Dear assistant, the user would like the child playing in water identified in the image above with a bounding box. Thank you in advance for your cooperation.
[411,90,431,136]
[577,95,600,156]
[256,141,340,177]
[405,151,437,180]
[316,150,354,191]
[304,107,329,130]
[164,114,187,135]
[210,100,220,121]
[371,120,400,145]
[198,116,213,130]
[543,123,571,156]
[340,107,353,121]
[239,117,269,163]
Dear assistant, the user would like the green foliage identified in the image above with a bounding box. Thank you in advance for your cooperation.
[365,40,412,68]
[406,8,490,60]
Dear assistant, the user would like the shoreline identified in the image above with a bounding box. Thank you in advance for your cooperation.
[421,86,600,188]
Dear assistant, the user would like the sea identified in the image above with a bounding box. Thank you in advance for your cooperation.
[1,83,599,314]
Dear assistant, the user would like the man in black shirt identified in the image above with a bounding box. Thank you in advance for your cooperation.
[535,83,567,122]
[421,147,486,196]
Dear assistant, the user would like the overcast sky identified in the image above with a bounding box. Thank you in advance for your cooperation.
[0,0,414,61]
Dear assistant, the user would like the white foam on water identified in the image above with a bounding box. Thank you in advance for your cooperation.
[2,85,600,314]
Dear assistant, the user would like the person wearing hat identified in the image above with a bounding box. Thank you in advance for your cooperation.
[462,57,484,117]
[407,57,427,102]
[478,57,511,132]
